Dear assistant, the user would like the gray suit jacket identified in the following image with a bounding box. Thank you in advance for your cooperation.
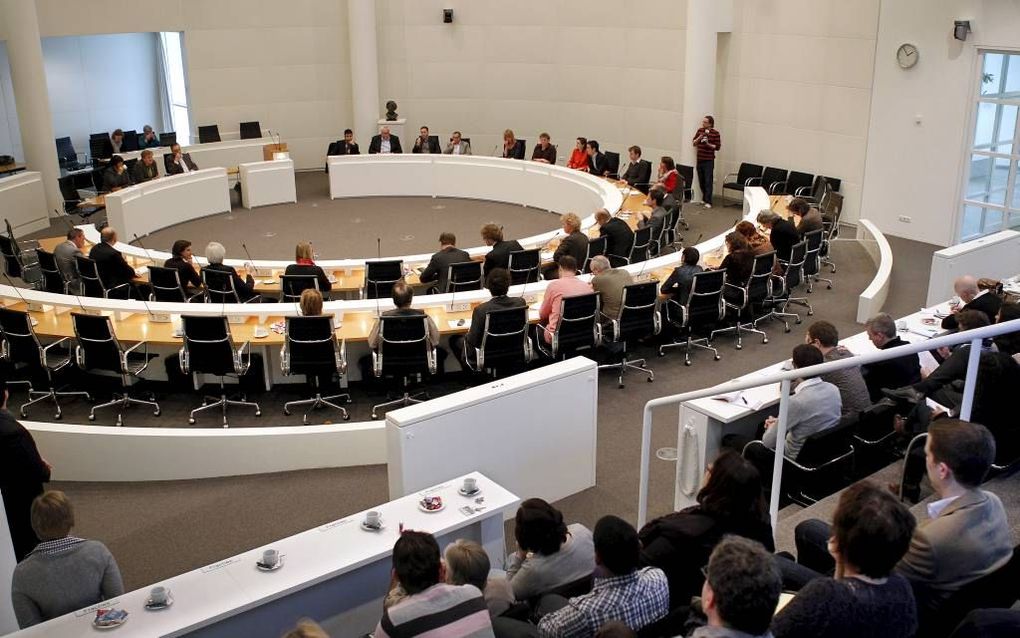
[53,240,82,291]
[444,141,472,155]
[897,489,1013,611]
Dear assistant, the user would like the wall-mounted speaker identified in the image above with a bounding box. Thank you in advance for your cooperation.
[443,9,454,24]
[953,20,971,41]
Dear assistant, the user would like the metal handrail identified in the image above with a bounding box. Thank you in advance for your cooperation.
[638,316,1020,528]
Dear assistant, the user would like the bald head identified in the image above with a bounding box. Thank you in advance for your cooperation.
[954,275,980,303]
[100,227,118,244]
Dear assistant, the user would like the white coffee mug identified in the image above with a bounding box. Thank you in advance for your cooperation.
[262,549,279,566]
[462,477,478,493]
[365,510,381,527]
[150,586,168,604]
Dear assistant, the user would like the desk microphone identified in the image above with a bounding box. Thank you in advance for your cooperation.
[377,237,381,260]
[241,243,259,276]
[131,233,157,264]
[493,144,501,157]
[3,272,34,309]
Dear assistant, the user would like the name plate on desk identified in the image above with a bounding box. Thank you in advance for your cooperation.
[148,312,172,323]
[634,273,654,283]
[227,315,245,325]
[446,302,470,312]
[523,293,539,304]
[26,301,45,312]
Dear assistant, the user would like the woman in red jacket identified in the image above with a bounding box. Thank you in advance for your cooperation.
[567,137,589,170]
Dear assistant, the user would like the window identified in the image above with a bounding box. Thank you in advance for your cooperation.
[158,32,190,146]
[960,51,1020,241]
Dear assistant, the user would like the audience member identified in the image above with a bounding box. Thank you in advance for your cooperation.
[445,131,472,155]
[506,499,595,601]
[545,213,588,279]
[450,268,527,370]
[102,155,132,192]
[285,241,333,296]
[756,210,798,262]
[690,536,780,638]
[948,609,1020,638]
[716,232,755,287]
[620,146,652,192]
[131,149,159,183]
[655,156,679,194]
[445,539,515,617]
[594,621,635,638]
[283,619,330,638]
[644,183,679,214]
[590,256,633,322]
[0,375,51,562]
[11,491,124,628]
[411,126,440,154]
[860,313,921,402]
[166,143,198,174]
[993,301,1020,360]
[788,198,822,237]
[420,232,471,293]
[139,125,160,149]
[503,129,524,160]
[110,129,125,154]
[772,482,918,638]
[586,140,608,176]
[537,515,668,637]
[942,275,1003,330]
[639,450,774,605]
[164,239,203,290]
[369,127,402,154]
[735,220,772,255]
[89,227,137,292]
[203,241,259,302]
[375,530,494,638]
[54,227,85,293]
[331,129,360,155]
[804,321,871,416]
[692,115,720,207]
[660,247,703,305]
[299,288,323,316]
[567,138,589,170]
[594,209,634,265]
[637,189,668,240]
[481,224,524,276]
[367,282,440,352]
[537,256,593,344]
[532,133,557,164]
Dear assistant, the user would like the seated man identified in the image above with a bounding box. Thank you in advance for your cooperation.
[590,256,633,323]
[480,224,524,277]
[538,515,668,637]
[54,227,85,293]
[139,125,161,149]
[586,140,608,177]
[660,246,703,306]
[361,282,446,381]
[411,126,441,154]
[450,268,527,370]
[544,213,588,280]
[165,143,198,175]
[860,312,921,402]
[164,239,203,291]
[621,146,652,193]
[335,128,360,155]
[537,256,593,345]
[531,132,557,164]
[375,530,494,638]
[202,241,259,302]
[637,189,668,242]
[88,227,137,292]
[805,321,871,416]
[420,232,471,293]
[788,197,822,237]
[942,275,1003,331]
[11,491,124,628]
[131,149,159,183]
[369,126,403,154]
[101,155,132,192]
[444,131,472,155]
[594,209,634,266]
[687,537,782,638]
[756,209,799,263]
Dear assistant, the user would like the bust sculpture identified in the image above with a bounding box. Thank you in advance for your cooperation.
[385,100,398,121]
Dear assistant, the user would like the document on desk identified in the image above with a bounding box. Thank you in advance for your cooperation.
[711,385,775,411]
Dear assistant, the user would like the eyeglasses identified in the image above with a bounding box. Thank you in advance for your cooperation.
[700,565,709,580]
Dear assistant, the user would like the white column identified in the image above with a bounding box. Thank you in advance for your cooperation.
[2,0,62,216]
[347,0,381,148]
[681,0,732,202]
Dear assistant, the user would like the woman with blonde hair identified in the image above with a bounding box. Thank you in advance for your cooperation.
[282,619,330,638]
[284,241,332,296]
[502,129,523,159]
[445,539,515,617]
[299,288,323,316]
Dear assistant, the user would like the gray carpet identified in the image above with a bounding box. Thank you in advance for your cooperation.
[39,193,961,592]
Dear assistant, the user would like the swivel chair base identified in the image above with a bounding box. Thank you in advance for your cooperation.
[658,335,720,366]
[285,391,352,424]
[807,274,833,291]
[90,391,160,426]
[598,354,653,388]
[21,387,92,420]
[710,320,768,350]
[372,391,427,420]
[755,297,807,334]
[189,379,261,428]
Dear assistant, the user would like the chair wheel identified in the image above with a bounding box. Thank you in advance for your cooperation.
[54,413,61,420]
[188,417,196,424]
[657,350,665,357]
[784,326,791,333]
[20,411,27,418]
[153,409,161,416]
[762,337,769,344]
[302,416,309,425]
[371,412,379,419]
[827,284,832,290]
[807,309,814,316]
[88,414,95,421]
[647,376,653,382]
[343,414,351,421]
[255,410,262,417]
[735,344,743,350]
[714,355,721,361]
[345,397,353,404]
[283,408,291,416]
[685,360,692,366]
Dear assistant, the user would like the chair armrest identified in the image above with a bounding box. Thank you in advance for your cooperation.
[746,176,762,187]
[722,172,737,183]
[121,340,150,375]
[772,180,788,193]
[104,282,131,298]
[242,295,262,304]
[337,339,348,375]
[785,446,855,473]
[794,185,812,197]
[42,337,71,354]
[234,340,252,374]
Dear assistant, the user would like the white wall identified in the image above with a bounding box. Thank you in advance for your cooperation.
[860,0,1020,247]
[0,41,25,163]
[717,0,880,225]
[42,33,162,156]
[376,0,687,165]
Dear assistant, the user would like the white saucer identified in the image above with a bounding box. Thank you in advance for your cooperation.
[144,595,174,611]
[256,559,284,572]
[93,617,128,630]
[418,500,445,513]
[253,330,269,339]
[258,280,277,285]
[458,487,481,497]
[360,520,385,532]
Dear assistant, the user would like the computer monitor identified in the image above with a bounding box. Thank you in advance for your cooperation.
[239,121,262,140]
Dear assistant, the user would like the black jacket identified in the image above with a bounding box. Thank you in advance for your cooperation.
[330,141,360,156]
[941,292,1003,330]
[769,218,800,262]
[861,336,921,402]
[467,295,528,348]
[0,409,50,561]
[622,160,652,191]
[420,246,472,293]
[483,239,524,276]
[553,231,589,267]
[411,136,441,154]
[164,256,202,289]
[599,218,634,260]
[368,134,402,154]
[284,263,333,294]
[89,242,136,289]
[588,152,608,176]
[202,262,257,301]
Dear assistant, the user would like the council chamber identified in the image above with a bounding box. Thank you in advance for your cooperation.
[1,1,1020,637]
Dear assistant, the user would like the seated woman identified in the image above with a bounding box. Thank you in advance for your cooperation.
[772,482,918,638]
[734,220,772,256]
[163,239,203,290]
[655,156,679,194]
[299,288,323,316]
[567,137,589,170]
[638,450,774,606]
[445,539,515,617]
[505,498,595,601]
[284,241,332,297]
[716,232,755,289]
[202,241,259,302]
[11,491,124,629]
[502,129,522,159]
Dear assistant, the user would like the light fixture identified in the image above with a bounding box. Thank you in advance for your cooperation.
[953,20,971,41]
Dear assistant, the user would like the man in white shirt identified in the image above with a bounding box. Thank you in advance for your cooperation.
[369,126,403,154]
[166,143,197,175]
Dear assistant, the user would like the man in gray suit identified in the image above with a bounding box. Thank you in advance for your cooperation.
[443,131,472,156]
[53,227,85,293]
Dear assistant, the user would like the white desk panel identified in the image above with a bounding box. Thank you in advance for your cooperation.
[240,159,297,209]
[0,171,49,235]
[119,138,274,178]
[104,169,231,240]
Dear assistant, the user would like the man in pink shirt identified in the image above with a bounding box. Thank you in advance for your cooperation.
[538,255,593,344]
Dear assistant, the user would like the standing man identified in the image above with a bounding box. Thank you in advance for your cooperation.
[692,115,721,208]
[412,126,440,154]
[444,131,472,155]
[166,143,198,175]
[369,126,403,154]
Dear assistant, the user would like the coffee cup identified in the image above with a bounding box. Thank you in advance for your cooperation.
[262,549,279,567]
[896,320,907,331]
[365,511,381,528]
[462,477,478,493]
[149,586,168,605]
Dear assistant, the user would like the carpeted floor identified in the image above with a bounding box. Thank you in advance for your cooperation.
[34,187,964,591]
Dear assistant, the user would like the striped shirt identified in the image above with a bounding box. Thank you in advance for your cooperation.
[376,583,494,638]
[538,567,669,638]
[693,128,721,162]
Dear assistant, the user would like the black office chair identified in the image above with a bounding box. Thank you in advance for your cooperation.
[239,121,262,140]
[604,151,621,179]
[507,249,541,286]
[463,306,532,377]
[722,163,764,201]
[659,270,725,365]
[0,307,91,419]
[676,164,695,202]
[628,226,652,264]
[443,261,483,293]
[90,167,106,193]
[801,228,831,291]
[536,293,600,361]
[710,251,774,349]
[148,265,203,303]
[776,171,814,197]
[0,235,38,282]
[851,401,900,475]
[74,255,130,299]
[749,166,789,194]
[197,125,221,144]
[606,231,634,269]
[35,249,71,294]
[120,129,139,152]
[89,133,112,162]
[758,240,809,332]
[820,193,843,274]
[72,313,159,426]
[371,314,437,419]
[657,208,681,255]
[202,268,259,304]
[363,260,404,299]
[282,315,350,424]
[55,137,87,171]
[159,132,177,147]
[582,236,607,274]
[59,176,103,220]
[280,274,319,303]
[598,281,660,388]
[802,174,840,205]
[743,416,856,506]
[511,139,527,159]
[180,315,261,427]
